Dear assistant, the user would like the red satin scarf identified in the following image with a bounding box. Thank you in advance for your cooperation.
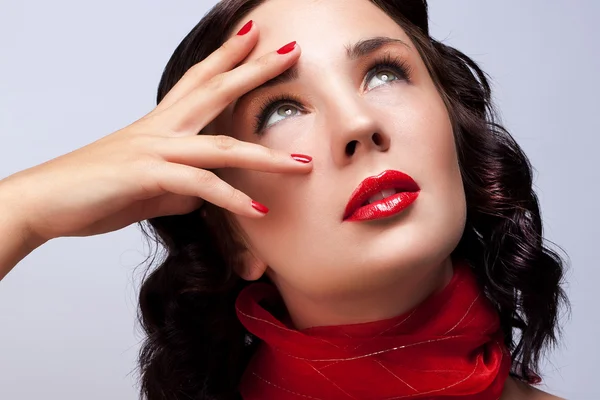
[235,259,512,399]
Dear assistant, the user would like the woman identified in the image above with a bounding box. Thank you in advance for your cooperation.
[0,0,569,399]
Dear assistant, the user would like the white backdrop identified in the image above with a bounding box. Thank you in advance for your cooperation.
[1,1,598,398]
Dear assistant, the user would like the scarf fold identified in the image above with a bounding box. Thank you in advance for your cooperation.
[235,259,512,399]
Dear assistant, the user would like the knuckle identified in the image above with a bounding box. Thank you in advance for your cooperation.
[219,85,236,105]
[123,132,151,148]
[195,169,217,188]
[185,62,207,81]
[120,134,161,161]
[128,115,169,137]
[132,157,163,192]
[205,74,225,91]
[212,70,238,104]
[267,147,280,163]
[228,188,245,204]
[131,151,161,172]
[219,39,234,54]
[213,135,236,151]
[256,54,271,68]
[184,61,202,76]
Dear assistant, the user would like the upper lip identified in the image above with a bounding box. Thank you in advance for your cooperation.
[343,169,420,220]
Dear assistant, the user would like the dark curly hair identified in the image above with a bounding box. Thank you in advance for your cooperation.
[135,1,570,398]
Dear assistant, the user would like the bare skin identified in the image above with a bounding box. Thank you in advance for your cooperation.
[0,23,312,281]
[213,1,563,397]
[0,1,562,398]
[501,376,565,399]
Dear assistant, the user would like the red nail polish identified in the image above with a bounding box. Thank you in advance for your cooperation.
[277,41,297,55]
[251,200,269,214]
[237,20,253,36]
[291,154,312,163]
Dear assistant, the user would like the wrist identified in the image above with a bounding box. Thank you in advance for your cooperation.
[0,175,48,251]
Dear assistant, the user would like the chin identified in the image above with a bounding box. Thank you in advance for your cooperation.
[360,219,463,272]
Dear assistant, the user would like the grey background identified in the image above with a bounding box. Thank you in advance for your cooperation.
[0,1,597,398]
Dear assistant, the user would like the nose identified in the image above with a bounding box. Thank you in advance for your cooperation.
[325,93,391,166]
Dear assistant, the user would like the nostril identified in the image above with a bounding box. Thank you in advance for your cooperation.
[372,132,383,146]
[345,140,358,156]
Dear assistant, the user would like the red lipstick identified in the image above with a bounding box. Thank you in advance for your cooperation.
[343,170,420,222]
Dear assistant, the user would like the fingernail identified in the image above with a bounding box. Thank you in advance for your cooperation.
[237,20,253,36]
[277,41,297,55]
[251,200,269,214]
[291,154,312,163]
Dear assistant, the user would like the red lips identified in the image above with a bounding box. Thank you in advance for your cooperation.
[343,170,420,221]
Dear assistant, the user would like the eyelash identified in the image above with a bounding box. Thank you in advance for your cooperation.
[252,54,413,134]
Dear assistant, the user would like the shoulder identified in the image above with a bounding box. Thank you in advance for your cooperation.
[502,376,566,400]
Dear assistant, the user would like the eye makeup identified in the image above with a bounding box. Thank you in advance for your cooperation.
[251,53,413,134]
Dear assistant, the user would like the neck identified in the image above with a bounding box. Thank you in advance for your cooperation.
[235,257,512,399]
[268,257,455,330]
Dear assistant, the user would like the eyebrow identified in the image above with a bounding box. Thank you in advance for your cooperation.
[232,36,410,113]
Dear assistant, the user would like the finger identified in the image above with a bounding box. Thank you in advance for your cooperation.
[153,134,313,172]
[151,19,259,115]
[155,162,269,218]
[164,40,301,135]
[74,194,204,236]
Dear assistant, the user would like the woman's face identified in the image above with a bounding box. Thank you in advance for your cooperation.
[210,0,467,327]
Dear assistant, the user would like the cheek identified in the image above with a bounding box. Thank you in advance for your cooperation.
[369,82,457,168]
[418,100,459,183]
[218,166,313,254]
[382,86,460,189]
[405,90,467,250]
[370,83,464,207]
[214,109,321,267]
[376,85,466,243]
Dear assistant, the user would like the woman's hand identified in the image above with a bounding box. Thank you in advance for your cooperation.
[0,21,310,245]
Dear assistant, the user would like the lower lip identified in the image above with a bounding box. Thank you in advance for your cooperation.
[345,191,420,222]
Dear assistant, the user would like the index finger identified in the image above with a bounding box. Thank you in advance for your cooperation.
[151,19,259,115]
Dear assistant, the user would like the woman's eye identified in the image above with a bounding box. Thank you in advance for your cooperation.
[365,69,400,91]
[253,96,305,134]
[253,58,410,134]
[263,104,301,128]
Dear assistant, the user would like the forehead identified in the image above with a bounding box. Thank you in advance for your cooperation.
[229,0,410,64]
